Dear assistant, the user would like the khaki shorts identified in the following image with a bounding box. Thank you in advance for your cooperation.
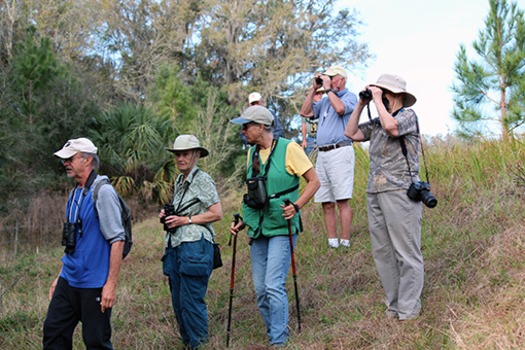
[314,145,355,202]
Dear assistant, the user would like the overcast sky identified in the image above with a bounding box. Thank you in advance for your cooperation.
[339,0,491,136]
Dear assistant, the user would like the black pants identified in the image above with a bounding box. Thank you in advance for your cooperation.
[43,277,113,350]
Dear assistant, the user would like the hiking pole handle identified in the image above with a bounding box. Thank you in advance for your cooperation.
[229,214,241,246]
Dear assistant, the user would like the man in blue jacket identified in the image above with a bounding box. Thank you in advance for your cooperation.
[43,138,125,349]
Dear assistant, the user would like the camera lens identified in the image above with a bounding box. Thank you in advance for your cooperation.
[421,190,438,208]
[315,77,323,85]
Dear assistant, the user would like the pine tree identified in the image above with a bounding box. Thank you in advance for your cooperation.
[452,0,525,140]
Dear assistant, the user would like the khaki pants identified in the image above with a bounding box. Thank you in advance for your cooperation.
[367,190,423,320]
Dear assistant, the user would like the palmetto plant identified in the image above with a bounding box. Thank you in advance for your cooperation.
[90,103,176,204]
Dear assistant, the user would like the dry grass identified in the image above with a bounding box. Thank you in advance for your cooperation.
[1,137,524,349]
[447,225,525,350]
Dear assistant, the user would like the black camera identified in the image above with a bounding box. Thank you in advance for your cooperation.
[315,76,323,85]
[160,204,176,234]
[62,221,81,254]
[359,89,372,100]
[407,181,438,208]
[243,176,268,209]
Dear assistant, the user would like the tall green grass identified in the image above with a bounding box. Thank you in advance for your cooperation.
[1,137,524,349]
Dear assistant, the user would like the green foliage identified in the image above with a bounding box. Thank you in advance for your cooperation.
[13,28,60,110]
[452,0,525,140]
[90,103,176,203]
[192,0,372,113]
[0,29,102,212]
[148,65,198,132]
[149,65,246,186]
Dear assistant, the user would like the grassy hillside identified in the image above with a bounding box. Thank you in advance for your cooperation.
[1,137,524,349]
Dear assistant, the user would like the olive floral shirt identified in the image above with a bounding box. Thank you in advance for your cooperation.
[358,108,421,194]
[164,166,220,248]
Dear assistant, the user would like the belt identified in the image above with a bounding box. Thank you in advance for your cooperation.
[318,140,352,152]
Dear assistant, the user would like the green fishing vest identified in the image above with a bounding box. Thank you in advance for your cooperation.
[242,138,301,239]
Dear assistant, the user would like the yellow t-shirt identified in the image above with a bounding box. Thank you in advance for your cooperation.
[247,141,313,177]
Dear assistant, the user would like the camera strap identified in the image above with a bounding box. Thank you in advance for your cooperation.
[66,170,98,224]
[398,117,431,186]
[174,168,200,214]
[250,139,278,178]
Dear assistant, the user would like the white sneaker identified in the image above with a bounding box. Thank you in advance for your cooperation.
[340,240,351,248]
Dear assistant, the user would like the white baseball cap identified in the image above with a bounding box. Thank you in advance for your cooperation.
[53,138,98,159]
[248,92,262,104]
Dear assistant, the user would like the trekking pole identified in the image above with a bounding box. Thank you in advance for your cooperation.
[226,213,240,347]
[283,199,301,332]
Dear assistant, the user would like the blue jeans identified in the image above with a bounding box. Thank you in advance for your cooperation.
[162,236,213,349]
[250,234,297,345]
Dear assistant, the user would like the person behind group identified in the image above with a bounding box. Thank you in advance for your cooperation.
[43,138,126,349]
[300,65,357,249]
[344,74,424,320]
[300,87,324,155]
[229,106,320,346]
[240,92,285,146]
[160,134,223,349]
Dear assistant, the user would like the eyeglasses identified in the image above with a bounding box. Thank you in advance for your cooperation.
[242,122,257,130]
[62,154,82,164]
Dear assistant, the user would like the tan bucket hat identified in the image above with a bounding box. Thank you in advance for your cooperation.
[370,74,417,107]
[166,135,209,157]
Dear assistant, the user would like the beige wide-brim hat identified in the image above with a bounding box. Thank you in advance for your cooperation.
[369,74,417,107]
[166,135,209,157]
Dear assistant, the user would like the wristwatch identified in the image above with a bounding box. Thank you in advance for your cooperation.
[325,89,334,94]
[188,216,192,224]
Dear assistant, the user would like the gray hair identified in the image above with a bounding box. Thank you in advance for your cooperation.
[80,152,100,170]
[264,124,273,132]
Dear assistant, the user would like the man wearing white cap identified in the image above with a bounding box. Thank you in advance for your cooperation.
[43,138,126,349]
[240,92,285,146]
[300,65,358,249]
[345,74,424,321]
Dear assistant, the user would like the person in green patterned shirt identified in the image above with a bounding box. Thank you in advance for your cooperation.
[160,134,223,349]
